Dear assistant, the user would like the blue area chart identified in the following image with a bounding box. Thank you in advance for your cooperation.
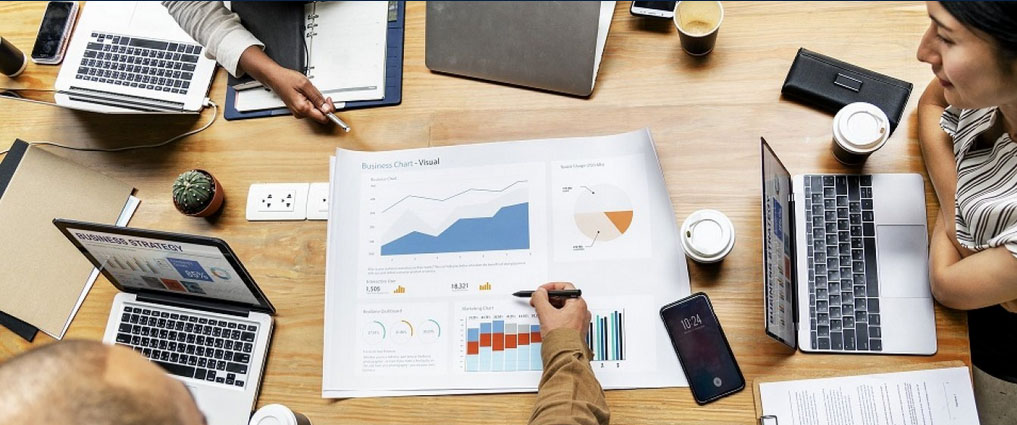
[381,202,530,256]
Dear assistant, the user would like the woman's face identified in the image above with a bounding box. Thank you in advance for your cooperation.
[917,2,1017,109]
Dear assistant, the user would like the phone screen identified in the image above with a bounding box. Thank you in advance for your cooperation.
[32,2,75,60]
[660,293,744,404]
[632,1,677,12]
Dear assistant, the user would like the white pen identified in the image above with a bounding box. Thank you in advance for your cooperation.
[326,111,351,132]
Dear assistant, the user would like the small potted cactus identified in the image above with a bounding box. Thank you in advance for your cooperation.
[172,169,225,217]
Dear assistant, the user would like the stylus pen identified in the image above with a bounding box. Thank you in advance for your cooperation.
[326,111,351,132]
[512,289,582,298]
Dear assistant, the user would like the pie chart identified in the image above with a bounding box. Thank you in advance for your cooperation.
[574,184,634,242]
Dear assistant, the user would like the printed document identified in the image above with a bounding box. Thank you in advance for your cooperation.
[758,366,980,425]
[322,129,691,397]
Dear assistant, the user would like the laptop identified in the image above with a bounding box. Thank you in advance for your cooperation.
[53,219,275,425]
[52,1,217,113]
[760,138,937,355]
[425,1,615,96]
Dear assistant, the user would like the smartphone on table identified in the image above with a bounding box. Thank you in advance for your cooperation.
[630,1,677,19]
[31,1,78,65]
[660,292,745,404]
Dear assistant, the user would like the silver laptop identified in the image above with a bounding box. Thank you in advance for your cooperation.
[54,219,275,425]
[52,1,217,113]
[760,138,937,355]
[425,1,615,96]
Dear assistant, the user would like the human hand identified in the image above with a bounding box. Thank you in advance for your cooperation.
[261,66,336,124]
[530,282,591,339]
[1002,299,1017,313]
[237,46,335,124]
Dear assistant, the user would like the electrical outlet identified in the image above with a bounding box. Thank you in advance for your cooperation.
[246,183,309,221]
[306,182,329,220]
[259,189,297,212]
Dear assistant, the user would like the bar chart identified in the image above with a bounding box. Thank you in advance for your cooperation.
[464,318,542,372]
[587,310,625,361]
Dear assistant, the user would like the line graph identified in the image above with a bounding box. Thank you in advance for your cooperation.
[381,180,528,213]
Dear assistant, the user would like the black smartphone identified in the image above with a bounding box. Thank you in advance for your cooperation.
[31,1,78,65]
[660,293,745,404]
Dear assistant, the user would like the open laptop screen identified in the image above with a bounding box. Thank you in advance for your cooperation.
[761,139,796,348]
[63,226,262,306]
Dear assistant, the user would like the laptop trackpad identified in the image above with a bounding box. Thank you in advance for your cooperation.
[876,225,931,298]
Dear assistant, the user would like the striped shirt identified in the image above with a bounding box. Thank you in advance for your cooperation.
[940,106,1017,259]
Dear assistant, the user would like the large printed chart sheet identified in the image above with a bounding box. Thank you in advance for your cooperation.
[322,129,691,397]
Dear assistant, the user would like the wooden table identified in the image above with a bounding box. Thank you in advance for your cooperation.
[0,2,969,424]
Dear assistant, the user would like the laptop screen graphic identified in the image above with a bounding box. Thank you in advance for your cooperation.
[66,228,260,305]
[761,140,796,347]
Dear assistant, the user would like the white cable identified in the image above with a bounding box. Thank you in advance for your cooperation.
[0,100,218,156]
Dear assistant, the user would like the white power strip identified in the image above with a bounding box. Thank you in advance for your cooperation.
[245,183,329,221]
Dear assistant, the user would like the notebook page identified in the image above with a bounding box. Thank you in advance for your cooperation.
[234,1,388,112]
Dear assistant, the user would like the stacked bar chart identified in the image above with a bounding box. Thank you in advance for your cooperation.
[465,320,542,372]
[587,310,625,361]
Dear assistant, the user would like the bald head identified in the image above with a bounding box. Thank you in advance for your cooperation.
[0,340,205,425]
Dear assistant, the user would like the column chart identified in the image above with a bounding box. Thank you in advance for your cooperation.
[587,310,625,361]
[465,319,542,372]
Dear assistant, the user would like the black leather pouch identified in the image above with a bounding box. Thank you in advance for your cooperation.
[782,48,913,133]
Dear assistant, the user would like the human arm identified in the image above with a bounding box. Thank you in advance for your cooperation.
[930,215,1017,311]
[917,79,956,222]
[161,1,261,77]
[529,283,609,425]
[162,1,335,123]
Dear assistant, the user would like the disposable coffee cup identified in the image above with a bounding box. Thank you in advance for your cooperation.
[0,37,28,78]
[680,209,735,263]
[831,102,890,165]
[673,1,724,56]
[249,404,312,425]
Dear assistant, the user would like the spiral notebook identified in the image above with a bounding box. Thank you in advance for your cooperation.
[234,1,390,112]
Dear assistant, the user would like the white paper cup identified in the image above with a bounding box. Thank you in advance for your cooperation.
[832,102,890,165]
[250,404,312,425]
[681,209,735,263]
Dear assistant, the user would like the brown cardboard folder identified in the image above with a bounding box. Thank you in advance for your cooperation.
[0,140,133,337]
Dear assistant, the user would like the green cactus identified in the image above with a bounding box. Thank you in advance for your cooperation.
[172,170,214,214]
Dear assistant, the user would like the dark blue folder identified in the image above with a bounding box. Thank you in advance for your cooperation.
[224,1,404,121]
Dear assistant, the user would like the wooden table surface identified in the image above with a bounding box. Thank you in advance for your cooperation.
[0,2,969,424]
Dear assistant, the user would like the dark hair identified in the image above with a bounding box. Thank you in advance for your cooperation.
[940,2,1017,64]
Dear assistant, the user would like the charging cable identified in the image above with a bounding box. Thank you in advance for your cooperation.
[0,99,218,156]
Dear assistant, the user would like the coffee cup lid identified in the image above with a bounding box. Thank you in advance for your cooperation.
[250,404,297,425]
[833,102,889,153]
[681,209,735,263]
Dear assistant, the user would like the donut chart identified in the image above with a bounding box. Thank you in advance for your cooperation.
[573,184,634,242]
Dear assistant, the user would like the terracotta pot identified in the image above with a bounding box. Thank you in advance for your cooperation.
[185,169,225,217]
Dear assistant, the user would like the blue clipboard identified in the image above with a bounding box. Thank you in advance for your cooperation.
[224,1,404,121]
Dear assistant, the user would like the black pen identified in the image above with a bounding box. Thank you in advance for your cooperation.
[512,289,582,298]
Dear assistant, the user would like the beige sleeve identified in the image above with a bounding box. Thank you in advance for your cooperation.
[161,1,263,77]
[529,328,610,425]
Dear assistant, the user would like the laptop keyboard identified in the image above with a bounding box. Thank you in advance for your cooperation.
[114,305,256,388]
[74,32,201,95]
[804,175,882,352]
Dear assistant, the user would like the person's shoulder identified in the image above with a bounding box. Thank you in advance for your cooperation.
[941,106,995,141]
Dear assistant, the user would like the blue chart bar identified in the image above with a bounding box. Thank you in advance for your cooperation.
[530,325,541,369]
[381,203,530,256]
[466,328,479,372]
[587,310,625,361]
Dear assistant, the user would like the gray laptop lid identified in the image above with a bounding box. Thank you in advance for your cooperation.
[425,1,611,96]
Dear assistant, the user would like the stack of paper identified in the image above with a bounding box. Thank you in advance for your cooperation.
[321,129,692,397]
